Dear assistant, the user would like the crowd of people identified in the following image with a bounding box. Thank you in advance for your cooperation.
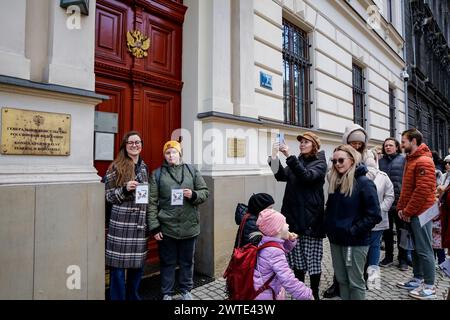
[236,126,450,300]
[103,126,450,300]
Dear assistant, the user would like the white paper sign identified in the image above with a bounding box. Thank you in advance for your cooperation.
[418,202,439,227]
[135,184,149,204]
[94,132,115,161]
[171,189,184,206]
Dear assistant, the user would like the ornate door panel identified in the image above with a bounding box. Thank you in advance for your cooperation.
[137,86,181,171]
[95,0,133,70]
[143,11,182,80]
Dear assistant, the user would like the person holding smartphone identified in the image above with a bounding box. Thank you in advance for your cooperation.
[268,131,327,300]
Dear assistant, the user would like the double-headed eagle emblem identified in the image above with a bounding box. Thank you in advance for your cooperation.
[126,30,150,58]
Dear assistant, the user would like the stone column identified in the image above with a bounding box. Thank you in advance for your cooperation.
[231,0,257,118]
[0,0,31,79]
[46,0,95,90]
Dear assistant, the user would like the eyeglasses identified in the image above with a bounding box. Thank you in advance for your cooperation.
[126,141,142,146]
[331,157,349,165]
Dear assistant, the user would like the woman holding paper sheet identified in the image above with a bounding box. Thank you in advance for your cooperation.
[104,131,149,300]
[147,139,209,300]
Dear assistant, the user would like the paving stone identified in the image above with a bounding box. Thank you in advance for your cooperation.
[187,239,450,300]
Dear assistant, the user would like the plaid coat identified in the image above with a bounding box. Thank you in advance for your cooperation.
[105,159,149,268]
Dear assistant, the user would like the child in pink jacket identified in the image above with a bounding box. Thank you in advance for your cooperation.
[254,208,313,300]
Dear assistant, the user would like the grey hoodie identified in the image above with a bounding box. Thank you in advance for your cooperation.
[342,123,368,145]
[342,123,371,163]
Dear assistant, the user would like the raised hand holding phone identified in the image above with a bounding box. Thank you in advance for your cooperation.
[279,143,289,157]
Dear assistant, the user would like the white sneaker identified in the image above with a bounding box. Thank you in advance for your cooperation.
[163,294,172,300]
[181,292,193,300]
[409,285,436,300]
[408,284,423,296]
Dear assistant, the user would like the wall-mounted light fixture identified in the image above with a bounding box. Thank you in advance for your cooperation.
[60,0,89,16]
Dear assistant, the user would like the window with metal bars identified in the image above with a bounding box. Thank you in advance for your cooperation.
[282,19,310,127]
[389,88,396,137]
[352,64,365,127]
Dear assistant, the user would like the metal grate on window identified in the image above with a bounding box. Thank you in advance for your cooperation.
[283,19,310,127]
[352,64,365,127]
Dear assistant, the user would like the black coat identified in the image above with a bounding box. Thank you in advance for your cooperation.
[269,151,327,238]
[379,153,405,210]
[233,203,260,248]
[325,164,382,246]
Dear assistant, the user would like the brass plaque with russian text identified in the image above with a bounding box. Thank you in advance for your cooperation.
[227,138,246,158]
[1,108,71,156]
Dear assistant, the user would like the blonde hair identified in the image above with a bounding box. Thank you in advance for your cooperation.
[327,144,362,197]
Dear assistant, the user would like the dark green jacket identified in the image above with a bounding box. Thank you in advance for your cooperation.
[147,162,209,239]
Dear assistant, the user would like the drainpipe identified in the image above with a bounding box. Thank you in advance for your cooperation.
[402,0,409,130]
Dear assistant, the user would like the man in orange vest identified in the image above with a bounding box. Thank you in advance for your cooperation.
[396,128,437,300]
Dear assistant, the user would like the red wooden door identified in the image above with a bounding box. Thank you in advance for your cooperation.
[95,0,186,267]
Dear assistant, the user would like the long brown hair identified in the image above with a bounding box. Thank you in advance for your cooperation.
[108,131,142,186]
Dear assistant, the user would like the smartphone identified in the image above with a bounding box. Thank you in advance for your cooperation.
[276,133,285,144]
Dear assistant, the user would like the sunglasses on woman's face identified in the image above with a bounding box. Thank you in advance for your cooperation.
[331,157,349,165]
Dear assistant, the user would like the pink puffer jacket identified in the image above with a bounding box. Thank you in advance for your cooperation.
[253,236,312,300]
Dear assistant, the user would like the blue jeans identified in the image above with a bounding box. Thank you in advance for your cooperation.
[367,231,383,266]
[109,267,144,300]
[159,236,197,296]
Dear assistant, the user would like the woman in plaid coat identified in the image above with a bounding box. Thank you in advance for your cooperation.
[105,131,149,300]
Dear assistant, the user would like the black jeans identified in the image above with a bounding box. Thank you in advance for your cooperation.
[383,209,409,263]
[158,235,197,296]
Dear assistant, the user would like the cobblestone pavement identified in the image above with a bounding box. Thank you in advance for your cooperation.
[182,240,450,300]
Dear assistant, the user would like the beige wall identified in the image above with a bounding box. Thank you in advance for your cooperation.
[0,0,104,300]
[0,0,96,90]
[196,174,285,277]
[0,0,30,79]
[0,183,104,300]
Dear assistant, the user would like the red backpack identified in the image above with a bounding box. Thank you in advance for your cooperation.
[223,213,283,300]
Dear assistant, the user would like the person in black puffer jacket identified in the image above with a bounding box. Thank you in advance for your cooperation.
[378,137,410,269]
[325,144,381,300]
[268,131,327,300]
[233,193,275,248]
